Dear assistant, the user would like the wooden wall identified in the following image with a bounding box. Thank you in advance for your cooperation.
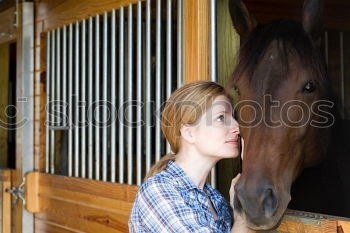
[27,172,138,233]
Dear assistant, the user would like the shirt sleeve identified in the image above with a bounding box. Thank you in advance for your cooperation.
[129,178,212,233]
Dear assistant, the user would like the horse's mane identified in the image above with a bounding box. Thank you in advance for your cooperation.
[231,20,328,95]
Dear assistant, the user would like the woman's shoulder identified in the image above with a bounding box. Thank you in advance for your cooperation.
[138,170,178,195]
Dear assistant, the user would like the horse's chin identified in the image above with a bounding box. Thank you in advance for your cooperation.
[239,195,291,231]
[244,214,283,231]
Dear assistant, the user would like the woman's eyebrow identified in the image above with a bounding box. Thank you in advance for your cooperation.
[213,110,230,115]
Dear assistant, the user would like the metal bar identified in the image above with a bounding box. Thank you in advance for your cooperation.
[111,10,117,183]
[62,26,67,129]
[88,17,93,179]
[81,19,87,178]
[209,0,217,82]
[74,22,80,177]
[136,1,142,185]
[95,14,101,180]
[155,0,161,163]
[102,12,108,182]
[118,8,125,183]
[166,0,172,154]
[45,31,51,173]
[177,0,183,88]
[340,31,345,119]
[145,0,152,172]
[57,28,61,127]
[50,29,56,174]
[127,4,133,185]
[209,0,217,188]
[68,24,73,177]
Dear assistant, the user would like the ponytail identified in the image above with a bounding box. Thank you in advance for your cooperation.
[144,153,176,181]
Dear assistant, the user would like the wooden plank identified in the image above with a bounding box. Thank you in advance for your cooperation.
[1,170,12,233]
[36,0,142,32]
[0,7,17,44]
[35,218,82,233]
[36,196,130,233]
[37,173,138,203]
[25,172,138,232]
[183,0,209,84]
[26,172,40,213]
[243,0,350,30]
[338,221,350,233]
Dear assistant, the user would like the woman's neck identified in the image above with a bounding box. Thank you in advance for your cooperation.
[175,148,218,189]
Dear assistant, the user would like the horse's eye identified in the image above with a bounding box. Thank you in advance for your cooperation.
[234,86,240,96]
[302,81,316,93]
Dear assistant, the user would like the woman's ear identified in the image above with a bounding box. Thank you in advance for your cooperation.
[180,124,196,144]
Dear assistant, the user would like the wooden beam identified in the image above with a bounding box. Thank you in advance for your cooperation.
[0,170,12,233]
[183,0,209,84]
[36,0,142,32]
[0,7,17,45]
[243,0,350,30]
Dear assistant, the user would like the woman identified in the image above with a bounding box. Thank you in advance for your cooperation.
[129,81,250,232]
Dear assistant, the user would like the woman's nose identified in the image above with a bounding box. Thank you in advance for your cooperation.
[230,117,240,134]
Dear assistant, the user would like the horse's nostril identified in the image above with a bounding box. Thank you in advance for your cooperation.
[262,188,278,218]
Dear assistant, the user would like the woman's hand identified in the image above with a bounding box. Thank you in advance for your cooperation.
[230,173,255,233]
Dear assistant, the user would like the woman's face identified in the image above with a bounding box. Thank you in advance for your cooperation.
[192,95,240,160]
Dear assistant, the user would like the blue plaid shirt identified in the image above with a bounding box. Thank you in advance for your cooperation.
[129,160,233,232]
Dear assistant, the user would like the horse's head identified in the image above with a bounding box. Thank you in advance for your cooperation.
[228,0,332,230]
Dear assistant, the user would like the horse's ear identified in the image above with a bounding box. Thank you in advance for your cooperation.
[228,0,257,39]
[302,0,325,42]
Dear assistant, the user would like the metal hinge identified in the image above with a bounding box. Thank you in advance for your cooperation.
[6,178,26,205]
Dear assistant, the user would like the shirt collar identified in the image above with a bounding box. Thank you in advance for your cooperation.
[165,160,198,191]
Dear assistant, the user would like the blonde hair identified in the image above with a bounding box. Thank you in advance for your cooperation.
[144,81,232,180]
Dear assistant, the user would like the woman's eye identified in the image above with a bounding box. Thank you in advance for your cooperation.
[217,115,225,122]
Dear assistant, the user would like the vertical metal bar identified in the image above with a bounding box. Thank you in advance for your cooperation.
[340,31,345,119]
[209,0,217,82]
[166,0,172,154]
[177,0,183,88]
[136,1,142,186]
[95,14,101,180]
[68,24,73,177]
[50,29,56,174]
[102,12,108,182]
[324,31,329,67]
[145,0,152,172]
[155,0,162,163]
[74,22,80,177]
[118,8,125,183]
[127,4,133,185]
[88,17,93,179]
[81,19,87,178]
[45,31,51,173]
[63,26,67,128]
[111,10,117,183]
[57,28,61,126]
[209,0,217,188]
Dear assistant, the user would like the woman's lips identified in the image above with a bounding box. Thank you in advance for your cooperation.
[226,139,238,144]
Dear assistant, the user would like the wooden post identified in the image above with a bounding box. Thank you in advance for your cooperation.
[183,0,210,83]
[0,170,12,233]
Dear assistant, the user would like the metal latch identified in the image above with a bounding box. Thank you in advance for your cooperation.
[6,178,26,205]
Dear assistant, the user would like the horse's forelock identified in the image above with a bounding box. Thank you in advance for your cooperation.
[231,19,327,96]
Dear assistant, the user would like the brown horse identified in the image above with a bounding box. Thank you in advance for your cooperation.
[227,0,340,230]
